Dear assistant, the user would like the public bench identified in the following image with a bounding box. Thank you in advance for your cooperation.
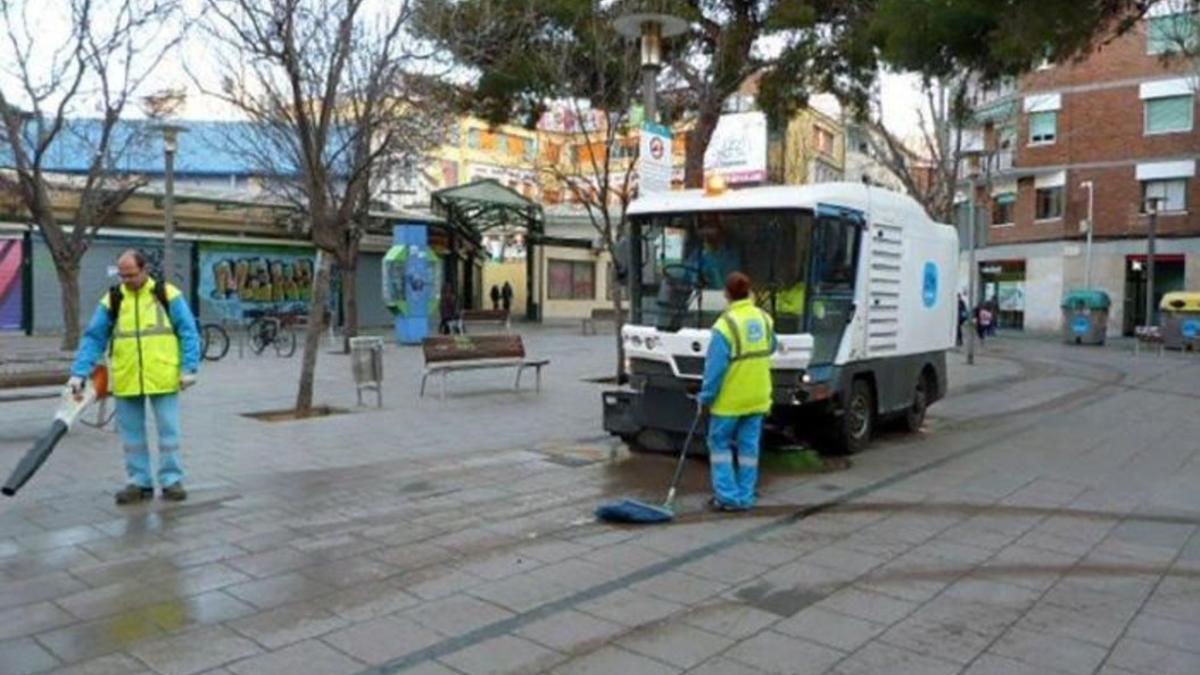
[1134,326,1164,356]
[420,334,548,400]
[581,307,625,335]
[459,309,510,334]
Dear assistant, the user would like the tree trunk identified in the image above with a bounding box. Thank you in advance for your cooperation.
[684,107,723,189]
[340,261,358,354]
[57,265,82,352]
[295,253,333,414]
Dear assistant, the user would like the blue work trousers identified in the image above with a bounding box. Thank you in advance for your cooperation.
[707,414,763,510]
[115,394,184,488]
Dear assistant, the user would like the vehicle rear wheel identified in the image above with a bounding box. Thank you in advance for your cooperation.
[827,378,874,455]
[901,370,933,433]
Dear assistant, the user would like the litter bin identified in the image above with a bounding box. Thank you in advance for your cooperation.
[350,336,384,407]
[1159,292,1200,350]
[1061,289,1110,345]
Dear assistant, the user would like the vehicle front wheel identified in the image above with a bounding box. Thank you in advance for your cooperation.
[828,378,874,455]
[901,370,933,433]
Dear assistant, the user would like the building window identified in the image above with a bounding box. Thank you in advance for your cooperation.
[993,193,1016,225]
[1145,95,1195,134]
[812,126,835,155]
[467,128,481,150]
[524,138,538,161]
[1148,12,1197,54]
[1035,186,1063,219]
[506,135,524,157]
[548,260,595,300]
[1143,178,1189,212]
[1028,111,1057,144]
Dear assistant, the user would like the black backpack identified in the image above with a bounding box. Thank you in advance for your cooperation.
[106,279,171,332]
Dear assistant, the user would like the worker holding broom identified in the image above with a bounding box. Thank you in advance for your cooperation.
[68,250,200,504]
[699,272,776,511]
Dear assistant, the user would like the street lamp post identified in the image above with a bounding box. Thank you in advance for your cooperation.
[962,149,992,366]
[1145,196,1162,328]
[613,8,687,124]
[1080,180,1094,289]
[152,124,187,282]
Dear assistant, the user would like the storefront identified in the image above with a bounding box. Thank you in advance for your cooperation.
[1123,253,1185,334]
[979,259,1026,330]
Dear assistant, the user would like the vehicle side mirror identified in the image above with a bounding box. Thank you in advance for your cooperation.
[613,237,630,283]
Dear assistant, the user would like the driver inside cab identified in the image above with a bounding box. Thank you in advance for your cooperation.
[688,214,742,290]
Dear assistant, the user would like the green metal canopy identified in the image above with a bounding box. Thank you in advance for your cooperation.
[431,179,545,320]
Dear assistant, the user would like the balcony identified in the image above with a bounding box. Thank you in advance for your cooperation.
[956,148,1016,183]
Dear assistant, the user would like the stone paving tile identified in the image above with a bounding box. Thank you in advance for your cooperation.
[438,634,566,675]
[1013,601,1132,647]
[686,656,769,675]
[224,573,334,610]
[797,546,890,577]
[826,641,960,675]
[320,614,442,665]
[772,606,887,652]
[812,586,919,625]
[724,630,844,675]
[0,636,62,675]
[576,589,686,628]
[141,591,259,633]
[677,601,780,640]
[402,594,515,638]
[628,570,728,606]
[467,572,574,613]
[396,566,487,601]
[877,610,996,665]
[369,543,458,571]
[297,556,399,589]
[975,544,1080,592]
[1125,612,1200,654]
[317,580,421,623]
[677,553,772,585]
[0,572,89,610]
[938,577,1042,611]
[614,621,734,670]
[1106,637,1200,675]
[989,626,1110,675]
[450,550,544,582]
[16,525,109,553]
[226,601,350,650]
[37,612,164,664]
[44,652,156,675]
[225,549,315,579]
[128,625,262,675]
[963,653,1075,675]
[150,563,254,598]
[71,558,181,588]
[57,579,180,621]
[0,601,78,640]
[225,640,364,675]
[549,645,681,675]
[514,609,627,655]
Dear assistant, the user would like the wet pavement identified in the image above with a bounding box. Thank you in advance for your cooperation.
[0,328,1198,674]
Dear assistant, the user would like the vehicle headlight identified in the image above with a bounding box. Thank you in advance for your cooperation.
[801,372,812,384]
[645,336,659,350]
[630,335,643,347]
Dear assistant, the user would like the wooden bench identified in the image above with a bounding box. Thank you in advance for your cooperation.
[581,307,624,335]
[459,309,510,334]
[1134,326,1164,356]
[420,334,548,400]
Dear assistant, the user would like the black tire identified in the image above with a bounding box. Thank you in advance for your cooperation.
[901,370,933,433]
[201,324,230,361]
[248,318,277,355]
[274,326,297,357]
[828,378,874,455]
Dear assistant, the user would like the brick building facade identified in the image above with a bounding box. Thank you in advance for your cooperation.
[961,6,1199,335]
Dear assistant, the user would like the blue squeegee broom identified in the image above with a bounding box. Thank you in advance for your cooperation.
[595,400,703,524]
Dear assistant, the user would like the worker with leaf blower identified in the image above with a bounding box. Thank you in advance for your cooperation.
[699,271,776,511]
[68,250,201,504]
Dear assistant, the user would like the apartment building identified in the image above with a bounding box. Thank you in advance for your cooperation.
[961,5,1199,335]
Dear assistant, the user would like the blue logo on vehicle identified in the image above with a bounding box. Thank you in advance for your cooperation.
[1071,316,1090,335]
[1184,320,1200,339]
[746,319,765,343]
[922,262,938,308]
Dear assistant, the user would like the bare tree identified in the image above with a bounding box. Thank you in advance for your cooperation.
[0,0,182,349]
[865,76,970,223]
[199,0,450,413]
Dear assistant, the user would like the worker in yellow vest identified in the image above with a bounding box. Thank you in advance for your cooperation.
[698,272,776,511]
[69,250,201,504]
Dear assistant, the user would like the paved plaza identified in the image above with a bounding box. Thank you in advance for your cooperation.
[0,327,1198,675]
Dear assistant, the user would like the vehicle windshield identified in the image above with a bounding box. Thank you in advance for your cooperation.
[629,207,861,364]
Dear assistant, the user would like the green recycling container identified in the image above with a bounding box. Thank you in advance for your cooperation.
[1061,289,1110,345]
[1159,292,1200,350]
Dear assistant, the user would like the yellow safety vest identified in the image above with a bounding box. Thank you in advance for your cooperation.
[102,279,183,397]
[777,283,807,316]
[711,299,775,416]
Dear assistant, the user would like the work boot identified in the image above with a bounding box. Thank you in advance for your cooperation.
[160,483,188,502]
[114,485,153,505]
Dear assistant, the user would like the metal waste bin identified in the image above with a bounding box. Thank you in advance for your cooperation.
[1160,292,1200,350]
[350,336,384,407]
[1061,289,1110,345]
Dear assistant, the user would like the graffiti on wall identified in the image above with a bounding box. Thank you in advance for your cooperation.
[198,246,315,320]
[0,239,22,330]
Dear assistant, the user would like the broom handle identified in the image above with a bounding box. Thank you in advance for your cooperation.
[664,399,703,506]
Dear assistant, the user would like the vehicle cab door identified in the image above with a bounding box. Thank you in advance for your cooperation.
[807,204,865,366]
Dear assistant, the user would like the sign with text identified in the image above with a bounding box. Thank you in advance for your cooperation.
[704,111,768,184]
[639,122,673,194]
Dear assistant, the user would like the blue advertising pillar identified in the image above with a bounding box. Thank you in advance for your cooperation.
[383,223,441,345]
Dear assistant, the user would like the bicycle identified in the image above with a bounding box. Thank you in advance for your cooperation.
[200,323,230,361]
[247,313,298,357]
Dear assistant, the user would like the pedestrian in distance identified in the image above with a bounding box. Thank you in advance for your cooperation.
[501,281,514,313]
[68,250,200,504]
[957,294,968,347]
[490,284,501,311]
[976,303,993,343]
[439,282,458,335]
[698,272,776,511]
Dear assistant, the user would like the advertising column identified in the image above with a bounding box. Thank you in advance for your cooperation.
[385,223,442,345]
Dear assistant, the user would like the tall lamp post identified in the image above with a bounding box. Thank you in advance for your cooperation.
[1080,180,1095,289]
[152,124,187,282]
[613,6,687,124]
[961,148,992,366]
[1145,196,1162,329]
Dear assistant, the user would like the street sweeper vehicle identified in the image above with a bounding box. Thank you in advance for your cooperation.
[603,181,959,455]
